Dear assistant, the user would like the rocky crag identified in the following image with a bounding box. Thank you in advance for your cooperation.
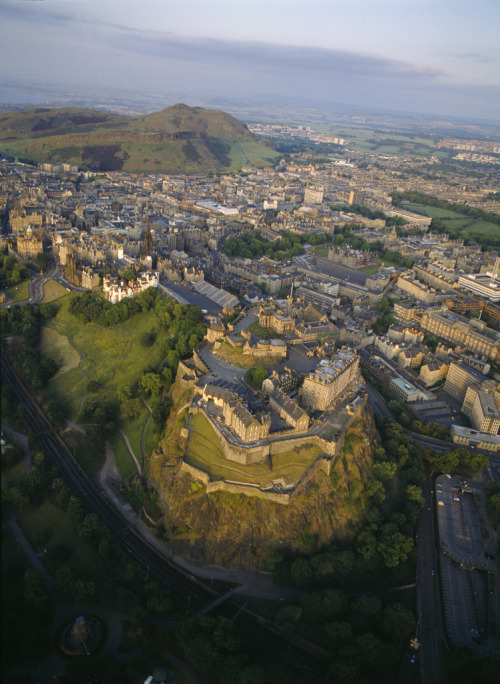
[147,373,377,570]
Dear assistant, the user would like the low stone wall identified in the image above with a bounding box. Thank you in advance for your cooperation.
[181,390,369,504]
[192,347,209,374]
[180,461,210,486]
[206,480,291,504]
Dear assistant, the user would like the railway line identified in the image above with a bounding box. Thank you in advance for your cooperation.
[1,348,331,678]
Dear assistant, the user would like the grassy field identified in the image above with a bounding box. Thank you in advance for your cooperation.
[404,203,500,239]
[42,294,162,418]
[186,413,322,487]
[248,321,284,340]
[467,220,500,237]
[41,278,68,303]
[360,265,379,275]
[109,431,139,482]
[314,246,329,257]
[39,325,80,377]
[5,280,29,303]
[38,294,161,478]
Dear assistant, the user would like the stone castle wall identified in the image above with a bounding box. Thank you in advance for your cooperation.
[182,386,369,505]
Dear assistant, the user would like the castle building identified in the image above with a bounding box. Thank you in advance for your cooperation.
[201,384,271,443]
[258,305,294,335]
[299,349,359,411]
[268,389,310,432]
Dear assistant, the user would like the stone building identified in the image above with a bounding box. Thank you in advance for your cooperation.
[262,367,302,395]
[444,361,492,406]
[258,305,294,335]
[299,349,359,411]
[268,389,310,432]
[420,308,500,361]
[419,360,449,387]
[201,384,271,443]
[103,271,159,303]
[16,227,43,260]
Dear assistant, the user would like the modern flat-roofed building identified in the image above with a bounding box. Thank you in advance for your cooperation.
[458,258,500,302]
[389,377,429,403]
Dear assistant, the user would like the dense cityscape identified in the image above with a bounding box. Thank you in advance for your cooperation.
[2,1,500,683]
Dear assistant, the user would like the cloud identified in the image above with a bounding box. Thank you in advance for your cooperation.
[114,29,446,85]
[453,52,497,64]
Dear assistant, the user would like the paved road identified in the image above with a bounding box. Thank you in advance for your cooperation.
[197,342,247,382]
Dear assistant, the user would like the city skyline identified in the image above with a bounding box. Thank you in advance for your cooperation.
[1,0,500,120]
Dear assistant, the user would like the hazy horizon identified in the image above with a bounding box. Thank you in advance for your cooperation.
[1,0,500,122]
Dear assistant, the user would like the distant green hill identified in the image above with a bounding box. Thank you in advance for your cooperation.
[0,103,277,173]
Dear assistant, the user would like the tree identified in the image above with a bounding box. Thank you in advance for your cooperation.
[245,367,268,389]
[383,602,415,642]
[87,379,100,393]
[23,568,49,610]
[122,268,137,282]
[406,484,424,505]
[54,566,76,600]
[67,496,86,527]
[141,372,162,396]
[146,589,173,617]
[325,621,352,644]
[290,558,313,588]
[80,513,102,541]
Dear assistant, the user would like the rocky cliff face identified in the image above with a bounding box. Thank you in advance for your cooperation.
[148,387,376,570]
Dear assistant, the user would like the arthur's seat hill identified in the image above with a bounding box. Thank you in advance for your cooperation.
[0,103,277,173]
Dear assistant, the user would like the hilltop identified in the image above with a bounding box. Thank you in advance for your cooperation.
[0,104,277,173]
[148,382,377,570]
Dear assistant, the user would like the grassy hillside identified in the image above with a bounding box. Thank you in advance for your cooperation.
[0,103,278,173]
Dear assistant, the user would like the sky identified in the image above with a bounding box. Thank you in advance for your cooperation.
[1,0,499,120]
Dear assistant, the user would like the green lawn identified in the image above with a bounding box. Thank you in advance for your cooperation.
[406,205,500,238]
[186,413,322,487]
[6,280,29,303]
[424,206,465,219]
[109,407,151,482]
[248,321,283,340]
[467,221,500,237]
[39,294,161,476]
[41,278,69,303]
[360,265,379,275]
[44,295,162,418]
[109,431,139,482]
